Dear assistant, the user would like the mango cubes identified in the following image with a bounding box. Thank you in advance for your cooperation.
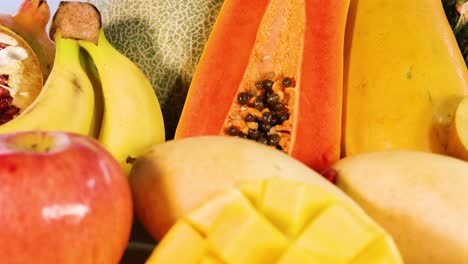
[146,178,402,264]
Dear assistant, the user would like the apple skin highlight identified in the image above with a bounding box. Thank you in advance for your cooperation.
[0,131,133,264]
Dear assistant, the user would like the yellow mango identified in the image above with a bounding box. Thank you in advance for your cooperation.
[207,193,289,264]
[293,205,381,261]
[255,178,339,237]
[186,190,248,236]
[333,150,468,263]
[130,136,362,241]
[349,236,403,264]
[277,245,338,264]
[146,178,403,264]
[343,0,468,156]
[200,254,225,264]
[145,221,208,264]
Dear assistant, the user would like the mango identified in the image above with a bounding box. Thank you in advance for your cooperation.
[145,178,402,264]
[333,150,468,263]
[129,136,362,241]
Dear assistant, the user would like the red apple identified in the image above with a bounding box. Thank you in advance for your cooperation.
[0,131,133,263]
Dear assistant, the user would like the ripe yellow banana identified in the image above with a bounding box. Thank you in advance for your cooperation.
[78,30,165,175]
[79,50,103,139]
[0,31,96,136]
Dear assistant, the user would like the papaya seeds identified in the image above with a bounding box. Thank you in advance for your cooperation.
[223,76,296,151]
[176,0,349,171]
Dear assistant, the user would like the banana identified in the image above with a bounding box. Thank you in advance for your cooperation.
[78,29,165,175]
[332,150,468,263]
[0,31,96,136]
[49,1,165,174]
[79,49,103,139]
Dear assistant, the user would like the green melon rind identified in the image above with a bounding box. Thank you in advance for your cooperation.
[89,0,224,138]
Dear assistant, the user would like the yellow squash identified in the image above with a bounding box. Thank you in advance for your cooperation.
[343,0,468,156]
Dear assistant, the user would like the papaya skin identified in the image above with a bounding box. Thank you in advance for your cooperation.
[175,0,269,139]
[342,0,468,156]
[0,0,56,80]
[175,0,350,172]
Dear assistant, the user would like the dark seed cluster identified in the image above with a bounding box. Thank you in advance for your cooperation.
[226,76,295,149]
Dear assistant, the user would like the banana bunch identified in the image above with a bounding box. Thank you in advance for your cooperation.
[0,1,165,175]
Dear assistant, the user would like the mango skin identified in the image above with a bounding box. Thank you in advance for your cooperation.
[145,178,403,264]
[129,136,363,241]
[333,150,468,263]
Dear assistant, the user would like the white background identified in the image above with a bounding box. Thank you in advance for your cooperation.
[0,0,87,28]
[1,0,62,15]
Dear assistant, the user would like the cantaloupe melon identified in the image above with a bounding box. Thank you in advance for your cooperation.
[89,0,224,138]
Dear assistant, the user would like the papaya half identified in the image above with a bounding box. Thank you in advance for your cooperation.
[342,0,468,156]
[175,0,351,171]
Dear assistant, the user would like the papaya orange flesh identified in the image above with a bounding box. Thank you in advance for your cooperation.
[145,178,403,264]
[175,0,350,171]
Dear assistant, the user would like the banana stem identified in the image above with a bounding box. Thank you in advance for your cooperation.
[53,33,80,67]
[78,30,112,66]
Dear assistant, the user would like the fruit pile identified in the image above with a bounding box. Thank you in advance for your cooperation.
[0,0,468,263]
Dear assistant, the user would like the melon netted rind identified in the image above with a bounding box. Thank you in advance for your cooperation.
[89,0,224,138]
